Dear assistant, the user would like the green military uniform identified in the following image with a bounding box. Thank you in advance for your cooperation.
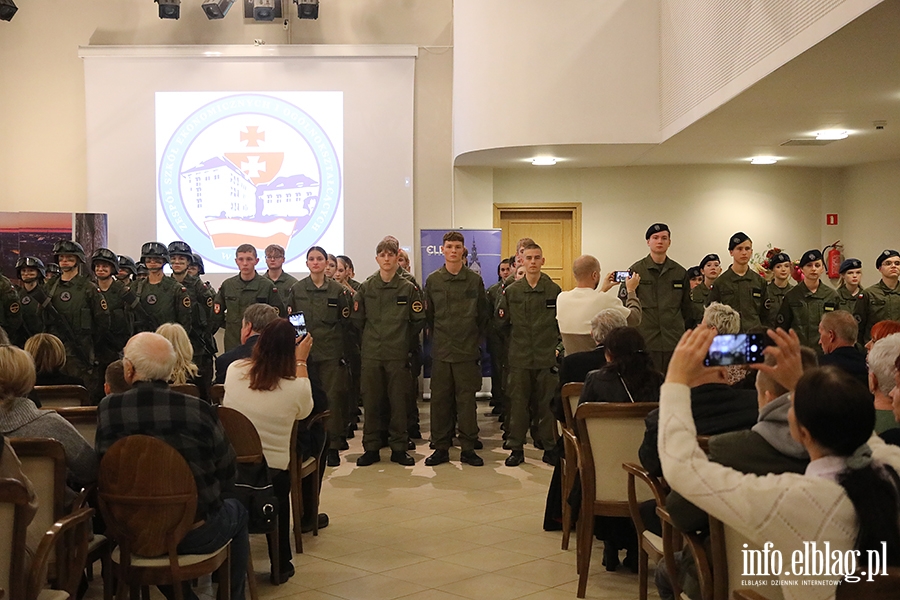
[763,281,793,328]
[620,255,690,372]
[343,277,363,437]
[352,270,426,453]
[15,284,43,346]
[266,271,298,306]
[496,273,561,453]
[688,284,711,329]
[131,277,192,335]
[706,267,767,331]
[179,273,217,398]
[425,265,490,453]
[836,286,864,319]
[0,275,23,344]
[486,280,508,412]
[857,280,900,343]
[775,281,839,350]
[210,274,285,351]
[288,276,353,451]
[43,274,110,385]
[95,279,133,367]
[390,267,423,437]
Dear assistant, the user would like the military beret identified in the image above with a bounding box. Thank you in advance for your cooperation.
[769,253,791,268]
[728,232,751,251]
[686,266,702,280]
[876,250,900,269]
[645,223,670,240]
[839,258,862,274]
[699,254,719,270]
[799,249,824,268]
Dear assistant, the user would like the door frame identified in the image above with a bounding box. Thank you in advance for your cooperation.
[492,202,582,254]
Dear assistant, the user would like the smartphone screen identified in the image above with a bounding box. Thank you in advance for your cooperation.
[289,312,307,339]
[704,333,766,366]
[615,270,630,283]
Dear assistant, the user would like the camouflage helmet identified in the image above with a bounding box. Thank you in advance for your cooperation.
[117,255,137,276]
[190,253,206,276]
[45,263,61,277]
[52,239,86,263]
[136,262,149,276]
[91,248,119,271]
[15,256,46,278]
[167,241,194,259]
[140,242,169,264]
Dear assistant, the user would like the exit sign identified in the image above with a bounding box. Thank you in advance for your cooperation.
[826,214,838,225]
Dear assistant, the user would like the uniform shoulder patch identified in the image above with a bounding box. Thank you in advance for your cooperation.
[776,313,785,324]
[207,297,213,307]
[342,306,351,318]
[498,308,505,318]
[183,296,191,308]
[214,303,221,314]
[411,300,423,313]
[354,301,359,312]
[764,298,773,310]
[100,298,108,311]
[9,302,19,314]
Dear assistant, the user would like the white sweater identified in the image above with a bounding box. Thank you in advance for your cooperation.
[223,360,313,470]
[659,382,900,600]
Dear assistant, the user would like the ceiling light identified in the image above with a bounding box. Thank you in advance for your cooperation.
[156,0,180,19]
[531,157,557,166]
[295,0,318,19]
[252,0,276,20]
[0,0,18,21]
[814,130,848,140]
[203,0,234,19]
[749,157,778,165]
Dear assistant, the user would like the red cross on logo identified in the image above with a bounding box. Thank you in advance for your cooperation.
[240,126,265,147]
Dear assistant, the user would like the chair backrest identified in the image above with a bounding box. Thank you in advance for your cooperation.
[27,507,94,600]
[169,383,201,398]
[52,406,98,445]
[30,385,90,408]
[209,384,226,405]
[98,435,197,559]
[9,438,66,551]
[0,478,32,600]
[560,382,583,432]
[709,516,784,600]
[217,406,264,464]
[561,333,596,356]
[575,402,658,509]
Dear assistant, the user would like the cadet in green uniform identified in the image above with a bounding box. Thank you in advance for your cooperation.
[858,250,900,343]
[43,240,110,393]
[762,252,794,328]
[496,243,561,467]
[424,232,491,468]
[707,232,767,332]
[835,258,864,317]
[776,250,839,351]
[14,257,45,346]
[91,249,133,400]
[352,238,425,467]
[688,254,720,328]
[169,241,217,399]
[116,255,136,283]
[486,259,512,415]
[336,255,362,439]
[0,272,22,345]
[619,223,690,373]
[210,243,285,351]
[130,243,193,336]
[45,263,61,284]
[263,244,298,305]
[288,246,353,467]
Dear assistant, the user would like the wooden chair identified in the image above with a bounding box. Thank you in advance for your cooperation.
[655,506,717,600]
[30,385,90,408]
[209,384,226,405]
[623,462,669,600]
[559,382,583,551]
[289,410,330,553]
[27,507,95,600]
[561,333,596,356]
[169,383,201,398]
[217,406,279,596]
[0,477,32,600]
[573,401,659,598]
[98,435,231,600]
[709,516,784,600]
[52,406,98,444]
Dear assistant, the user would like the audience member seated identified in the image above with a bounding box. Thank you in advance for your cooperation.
[223,319,314,584]
[155,323,200,387]
[660,327,900,598]
[579,326,664,406]
[214,303,279,385]
[25,333,85,387]
[103,359,131,396]
[865,319,900,352]
[96,332,249,600]
[883,353,900,446]
[0,344,97,497]
[818,310,868,386]
[0,432,38,536]
[558,309,628,389]
[700,302,752,386]
[868,334,900,434]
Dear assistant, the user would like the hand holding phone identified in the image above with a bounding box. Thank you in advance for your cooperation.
[614,270,631,283]
[704,333,768,366]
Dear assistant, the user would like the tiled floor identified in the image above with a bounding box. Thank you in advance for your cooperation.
[84,400,659,599]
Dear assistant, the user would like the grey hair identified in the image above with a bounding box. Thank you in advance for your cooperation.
[703,302,741,335]
[820,310,859,345]
[868,333,900,395]
[124,332,177,382]
[590,308,628,345]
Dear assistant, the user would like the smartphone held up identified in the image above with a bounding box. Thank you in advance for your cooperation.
[704,333,768,367]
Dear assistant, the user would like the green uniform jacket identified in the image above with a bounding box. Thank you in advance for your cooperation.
[688,284,710,329]
[265,271,298,306]
[496,273,561,370]
[775,281,839,349]
[621,255,690,353]
[836,286,864,319]
[132,276,192,335]
[351,270,425,361]
[288,276,352,362]
[0,275,23,343]
[706,267,767,331]
[210,274,285,351]
[425,265,490,362]
[44,274,110,364]
[97,279,133,355]
[857,280,900,343]
[15,284,44,345]
[763,281,793,328]
[178,273,217,356]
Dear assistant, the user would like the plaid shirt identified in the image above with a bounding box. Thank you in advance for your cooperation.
[96,380,236,520]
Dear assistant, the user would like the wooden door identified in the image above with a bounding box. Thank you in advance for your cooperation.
[493,203,581,290]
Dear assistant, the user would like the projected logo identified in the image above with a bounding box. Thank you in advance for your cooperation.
[158,93,341,269]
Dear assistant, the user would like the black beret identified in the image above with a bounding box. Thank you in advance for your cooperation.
[728,232,751,251]
[769,253,791,268]
[699,254,719,270]
[645,223,670,240]
[799,249,824,268]
[876,250,900,269]
[839,258,862,274]
[686,266,702,279]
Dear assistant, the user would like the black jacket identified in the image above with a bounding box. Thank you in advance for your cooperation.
[213,335,259,384]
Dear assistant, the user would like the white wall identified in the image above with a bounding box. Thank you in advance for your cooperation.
[842,159,900,271]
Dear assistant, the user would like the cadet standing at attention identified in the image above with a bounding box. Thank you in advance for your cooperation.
[486,258,512,417]
[707,232,767,331]
[835,258,864,316]
[263,244,298,306]
[116,255,137,283]
[762,252,794,328]
[776,249,839,350]
[424,231,491,468]
[352,238,426,467]
[857,250,900,344]
[13,257,45,346]
[210,243,285,351]
[130,242,192,336]
[0,269,22,345]
[688,254,719,328]
[91,248,133,398]
[288,246,353,467]
[620,223,690,373]
[497,243,561,467]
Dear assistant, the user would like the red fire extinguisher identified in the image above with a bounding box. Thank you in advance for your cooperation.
[824,241,843,280]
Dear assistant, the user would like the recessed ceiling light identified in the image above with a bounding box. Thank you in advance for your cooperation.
[531,157,557,166]
[814,130,848,140]
[749,157,779,165]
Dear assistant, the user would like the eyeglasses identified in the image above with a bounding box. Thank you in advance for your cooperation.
[881,260,900,267]
[265,254,284,259]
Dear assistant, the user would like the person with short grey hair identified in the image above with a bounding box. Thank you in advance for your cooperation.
[702,302,741,335]
[867,333,900,434]
[590,309,628,345]
[123,331,176,382]
[214,303,279,384]
[818,310,868,387]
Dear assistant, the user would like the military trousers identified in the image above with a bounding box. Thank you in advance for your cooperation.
[312,358,349,450]
[361,359,412,453]
[486,334,507,409]
[649,351,673,375]
[430,359,481,451]
[506,366,558,452]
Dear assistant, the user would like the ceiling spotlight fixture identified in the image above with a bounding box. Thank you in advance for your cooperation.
[252,0,276,20]
[814,129,848,140]
[156,0,180,19]
[203,0,235,19]
[531,157,557,166]
[0,0,18,22]
[749,157,779,165]
[295,0,318,19]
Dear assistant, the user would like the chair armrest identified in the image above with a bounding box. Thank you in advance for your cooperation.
[71,484,95,510]
[623,462,669,506]
[732,591,770,600]
[27,507,94,600]
[297,409,331,431]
